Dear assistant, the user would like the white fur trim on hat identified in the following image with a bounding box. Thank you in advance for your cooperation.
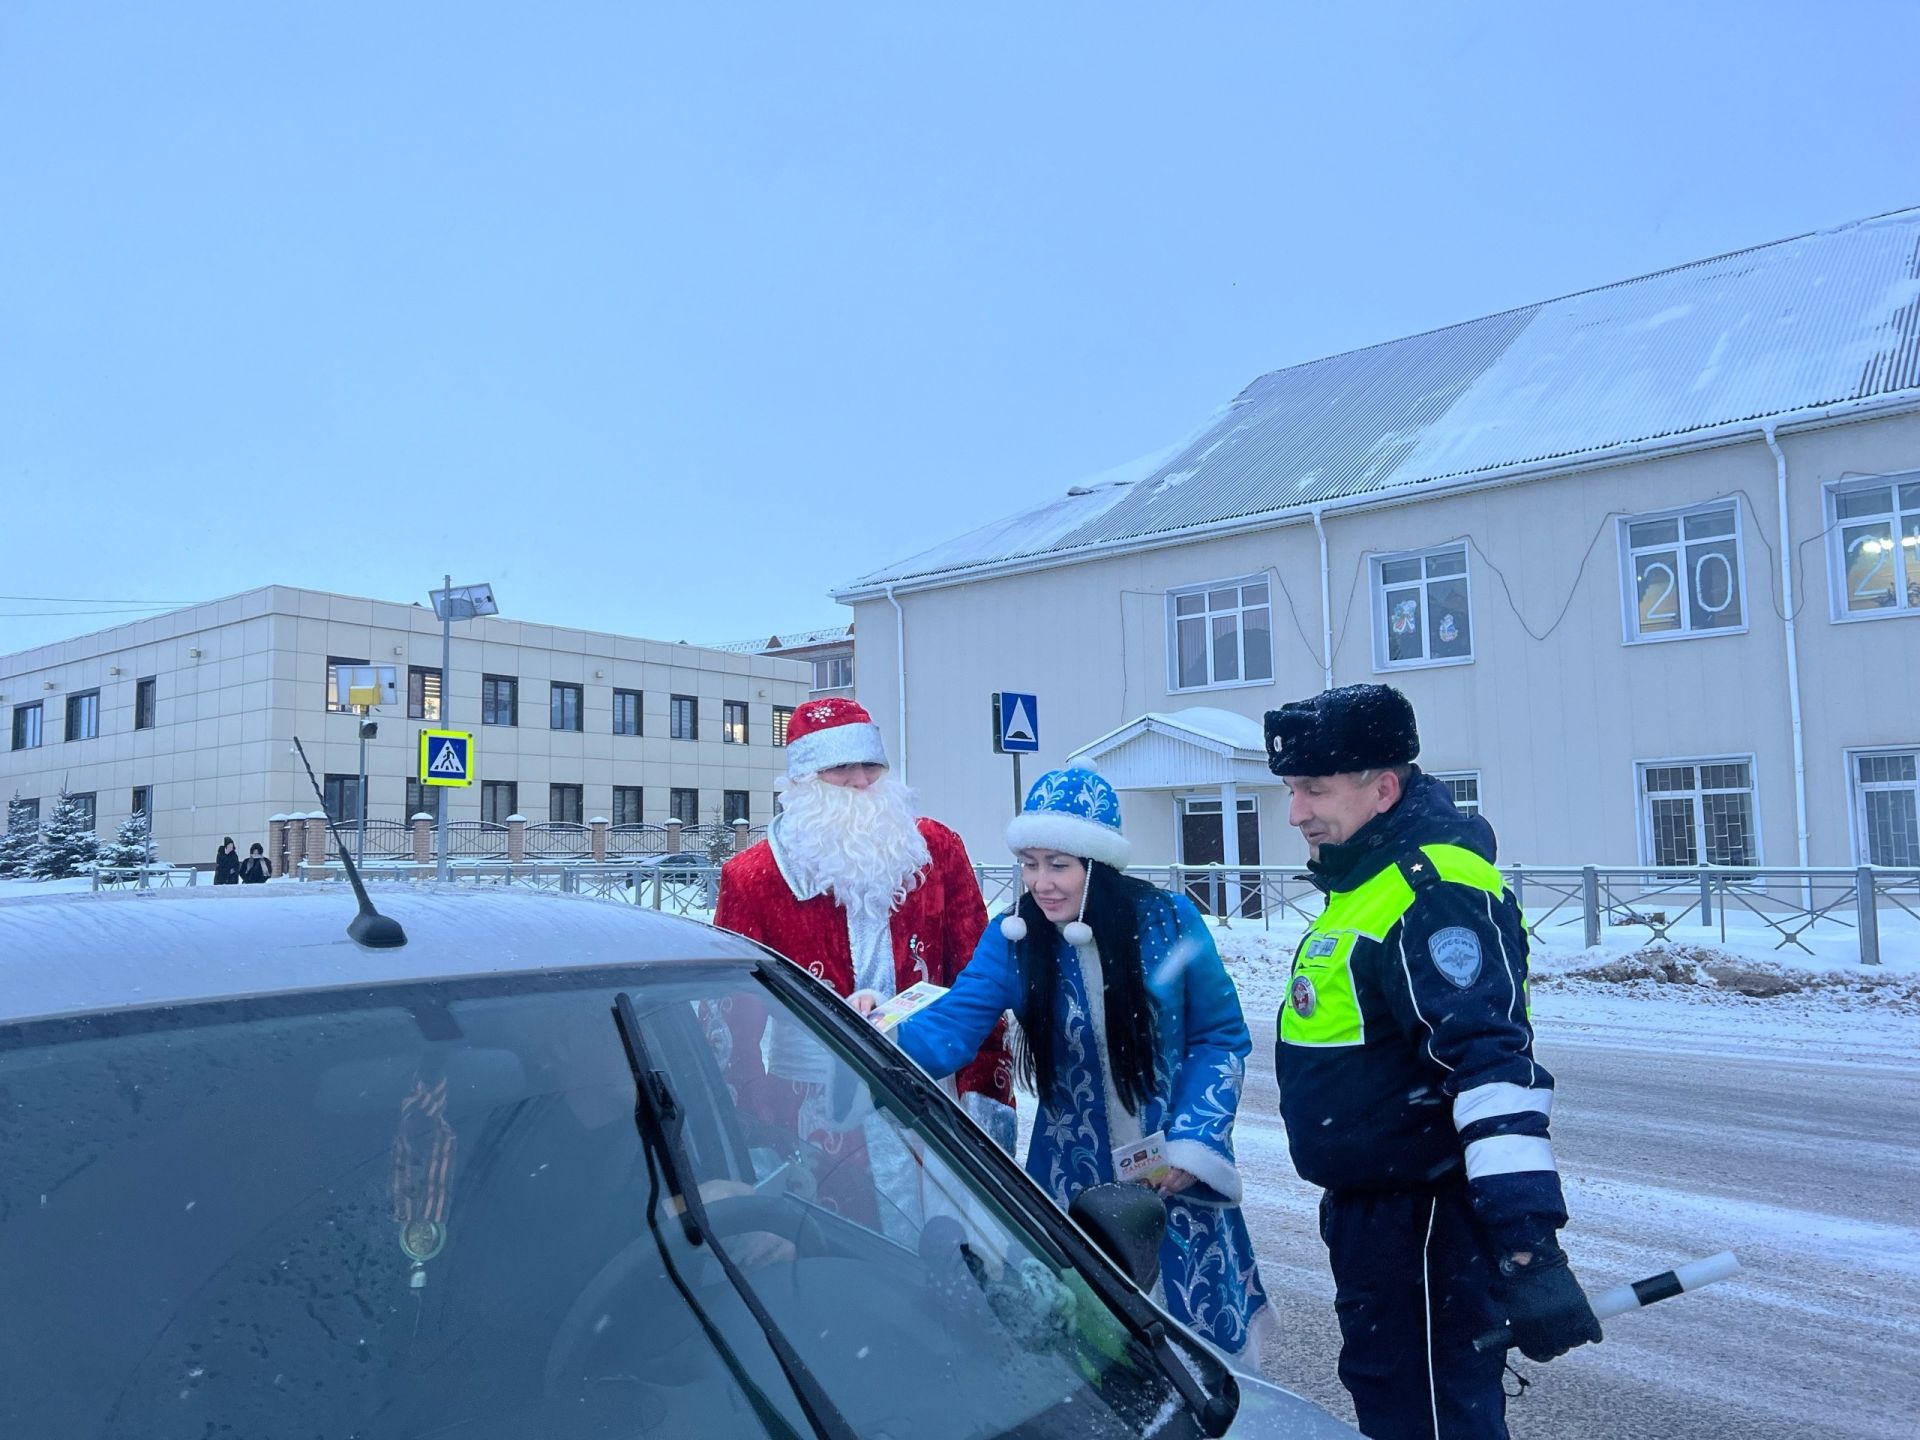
[787,721,888,778]
[1005,811,1131,870]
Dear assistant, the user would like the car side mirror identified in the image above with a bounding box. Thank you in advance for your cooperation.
[1068,1182,1166,1290]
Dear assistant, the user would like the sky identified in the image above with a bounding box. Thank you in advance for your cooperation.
[4,1,1918,656]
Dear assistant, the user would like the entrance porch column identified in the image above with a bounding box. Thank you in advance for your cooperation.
[1220,780,1242,920]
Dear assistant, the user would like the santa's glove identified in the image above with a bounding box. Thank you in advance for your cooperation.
[1498,1239,1602,1362]
[848,989,884,1019]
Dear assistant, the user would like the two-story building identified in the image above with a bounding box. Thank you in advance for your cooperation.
[834,208,1920,878]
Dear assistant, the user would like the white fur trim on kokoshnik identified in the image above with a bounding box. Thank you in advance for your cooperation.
[785,720,887,778]
[1004,811,1131,872]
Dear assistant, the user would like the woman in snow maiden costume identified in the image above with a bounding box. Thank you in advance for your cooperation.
[895,766,1274,1358]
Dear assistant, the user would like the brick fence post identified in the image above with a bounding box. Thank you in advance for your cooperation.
[304,813,331,878]
[590,817,608,862]
[269,815,289,875]
[507,814,527,864]
[412,813,434,865]
[284,813,305,875]
[666,820,682,854]
[732,819,750,857]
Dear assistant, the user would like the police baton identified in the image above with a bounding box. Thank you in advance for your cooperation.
[1474,1251,1741,1353]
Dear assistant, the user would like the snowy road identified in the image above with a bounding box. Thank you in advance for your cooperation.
[1239,988,1920,1439]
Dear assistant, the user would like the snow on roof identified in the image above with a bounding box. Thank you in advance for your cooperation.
[1072,706,1269,762]
[708,624,853,654]
[1149,707,1267,754]
[840,207,1920,596]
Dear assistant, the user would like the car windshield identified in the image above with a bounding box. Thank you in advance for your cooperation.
[0,962,1203,1440]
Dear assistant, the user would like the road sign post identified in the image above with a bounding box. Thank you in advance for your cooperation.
[991,691,1040,818]
[428,579,500,881]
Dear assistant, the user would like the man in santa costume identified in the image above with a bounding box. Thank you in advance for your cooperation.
[712,697,1017,1198]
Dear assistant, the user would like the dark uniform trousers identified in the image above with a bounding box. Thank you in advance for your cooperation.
[1320,1180,1510,1440]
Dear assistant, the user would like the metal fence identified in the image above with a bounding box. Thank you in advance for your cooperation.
[446,821,508,858]
[286,856,1914,965]
[356,818,414,859]
[1506,864,1917,965]
[92,865,201,891]
[974,862,1917,965]
[607,823,671,857]
[297,859,722,915]
[523,821,591,858]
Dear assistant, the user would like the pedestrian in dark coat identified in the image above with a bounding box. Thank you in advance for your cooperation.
[213,838,241,885]
[240,843,271,884]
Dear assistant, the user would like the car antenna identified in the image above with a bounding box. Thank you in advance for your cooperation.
[290,736,407,949]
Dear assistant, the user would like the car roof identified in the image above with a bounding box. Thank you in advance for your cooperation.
[0,883,766,1026]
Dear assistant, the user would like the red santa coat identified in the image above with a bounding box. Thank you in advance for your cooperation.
[713,817,1015,1116]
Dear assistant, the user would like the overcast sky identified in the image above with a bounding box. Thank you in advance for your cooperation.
[4,1,1917,656]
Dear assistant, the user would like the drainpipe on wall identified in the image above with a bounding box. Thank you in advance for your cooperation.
[1310,505,1334,690]
[1763,423,1811,903]
[884,584,909,785]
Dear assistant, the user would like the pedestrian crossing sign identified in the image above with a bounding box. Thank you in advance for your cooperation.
[419,730,474,787]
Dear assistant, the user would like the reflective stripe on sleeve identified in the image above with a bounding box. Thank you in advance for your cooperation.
[1464,1133,1557,1180]
[1453,1081,1554,1131]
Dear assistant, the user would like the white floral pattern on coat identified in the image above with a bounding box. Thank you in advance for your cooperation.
[899,889,1272,1355]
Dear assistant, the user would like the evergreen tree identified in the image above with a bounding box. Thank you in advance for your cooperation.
[100,808,157,873]
[28,787,105,880]
[0,793,39,877]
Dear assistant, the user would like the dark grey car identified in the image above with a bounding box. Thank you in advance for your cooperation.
[0,884,1356,1439]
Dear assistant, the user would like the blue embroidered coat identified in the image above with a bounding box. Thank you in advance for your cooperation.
[898,889,1273,1356]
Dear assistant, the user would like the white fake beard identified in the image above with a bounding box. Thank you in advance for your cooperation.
[776,772,931,926]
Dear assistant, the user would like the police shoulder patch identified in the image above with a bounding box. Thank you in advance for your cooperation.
[1428,926,1483,989]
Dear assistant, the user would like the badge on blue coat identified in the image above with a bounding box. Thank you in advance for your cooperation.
[1428,926,1483,988]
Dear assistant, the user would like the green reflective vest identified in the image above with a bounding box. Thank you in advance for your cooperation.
[1282,842,1512,1048]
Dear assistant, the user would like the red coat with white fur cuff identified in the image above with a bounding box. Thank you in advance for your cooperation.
[713,819,1015,1111]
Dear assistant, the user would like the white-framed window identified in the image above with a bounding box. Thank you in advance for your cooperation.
[1432,771,1481,817]
[1166,575,1274,691]
[1618,501,1746,642]
[811,655,853,692]
[1848,748,1919,869]
[1826,473,1920,620]
[1636,757,1759,868]
[1371,544,1472,669]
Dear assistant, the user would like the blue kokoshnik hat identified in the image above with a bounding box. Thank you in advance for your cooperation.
[1002,766,1130,946]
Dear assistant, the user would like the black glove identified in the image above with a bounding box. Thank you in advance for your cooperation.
[1499,1242,1603,1362]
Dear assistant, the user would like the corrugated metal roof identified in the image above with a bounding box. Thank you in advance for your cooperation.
[840,207,1920,595]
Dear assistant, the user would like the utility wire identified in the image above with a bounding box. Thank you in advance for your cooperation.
[0,594,197,605]
[0,606,184,618]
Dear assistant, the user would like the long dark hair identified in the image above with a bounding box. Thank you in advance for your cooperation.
[1009,860,1166,1115]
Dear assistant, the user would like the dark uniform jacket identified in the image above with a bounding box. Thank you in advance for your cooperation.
[1277,771,1567,1257]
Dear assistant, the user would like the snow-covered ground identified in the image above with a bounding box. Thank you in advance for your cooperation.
[1212,917,1920,1438]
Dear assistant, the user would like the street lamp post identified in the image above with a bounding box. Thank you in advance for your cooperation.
[428,577,500,881]
[357,718,378,865]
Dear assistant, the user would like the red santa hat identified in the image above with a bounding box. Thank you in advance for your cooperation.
[785,697,889,779]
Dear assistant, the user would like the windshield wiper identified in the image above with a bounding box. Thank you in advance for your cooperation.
[611,991,859,1440]
[753,958,1240,1437]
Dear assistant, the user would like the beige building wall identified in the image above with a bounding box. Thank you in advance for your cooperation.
[852,410,1920,870]
[2,586,810,867]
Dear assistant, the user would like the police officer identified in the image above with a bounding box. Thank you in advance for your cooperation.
[1266,684,1600,1440]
